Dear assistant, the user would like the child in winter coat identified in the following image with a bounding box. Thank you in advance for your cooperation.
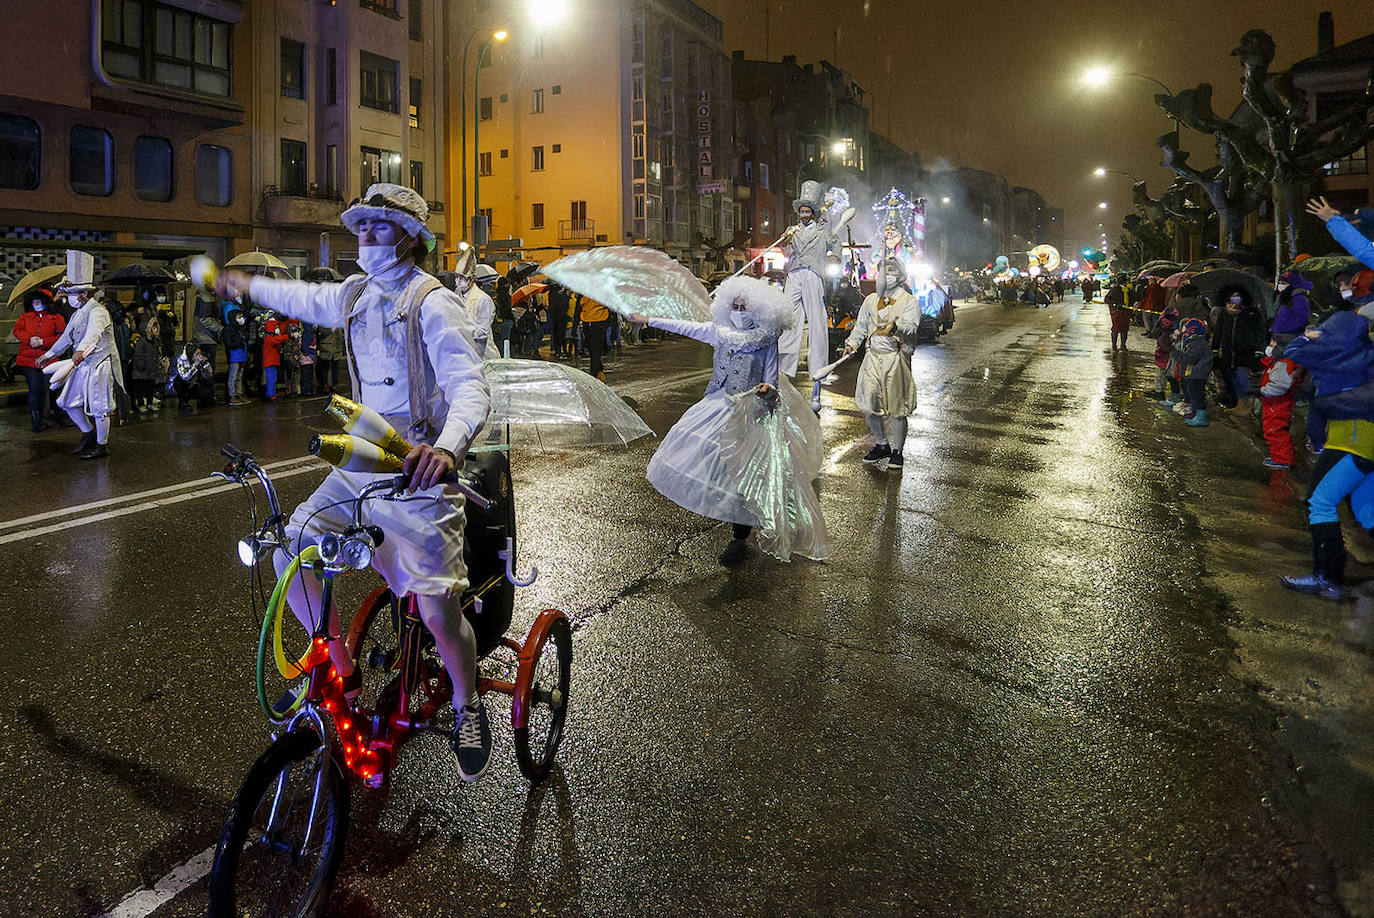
[261,316,291,401]
[1259,335,1305,469]
[1270,272,1313,337]
[1147,306,1180,400]
[1174,317,1213,427]
[130,319,164,412]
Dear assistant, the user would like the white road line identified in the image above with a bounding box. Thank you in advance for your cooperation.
[0,462,327,547]
[99,844,216,918]
[0,455,319,533]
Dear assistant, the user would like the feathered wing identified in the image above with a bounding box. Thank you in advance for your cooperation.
[544,246,713,322]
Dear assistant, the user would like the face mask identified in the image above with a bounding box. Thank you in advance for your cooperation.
[357,242,402,275]
[1265,344,1275,357]
[236,315,246,325]
[32,303,43,312]
[1229,298,1242,307]
[1342,289,1355,301]
[1277,284,1289,292]
[729,311,754,329]
[157,295,168,304]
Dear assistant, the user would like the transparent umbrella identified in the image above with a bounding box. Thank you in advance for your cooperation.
[482,358,654,449]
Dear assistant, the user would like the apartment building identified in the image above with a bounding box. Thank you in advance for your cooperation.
[456,0,734,271]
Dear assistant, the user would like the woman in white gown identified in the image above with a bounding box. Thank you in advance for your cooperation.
[630,276,829,565]
[842,258,919,471]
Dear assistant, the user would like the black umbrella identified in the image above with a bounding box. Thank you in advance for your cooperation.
[1137,260,1183,279]
[1192,268,1274,314]
[1184,257,1243,273]
[103,263,177,287]
[303,266,343,283]
[506,260,540,286]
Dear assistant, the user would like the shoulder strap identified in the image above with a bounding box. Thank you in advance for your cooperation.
[339,275,370,398]
[404,275,445,442]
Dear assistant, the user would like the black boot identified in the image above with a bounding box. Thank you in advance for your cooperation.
[30,410,43,433]
[71,429,95,454]
[1313,521,1346,586]
[78,442,109,461]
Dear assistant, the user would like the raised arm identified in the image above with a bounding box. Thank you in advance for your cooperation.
[247,276,352,329]
[645,316,719,345]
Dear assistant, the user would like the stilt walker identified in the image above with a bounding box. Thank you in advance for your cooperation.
[842,258,919,471]
[780,181,854,382]
[42,250,125,460]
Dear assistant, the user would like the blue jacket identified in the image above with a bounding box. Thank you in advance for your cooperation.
[1327,216,1374,270]
[1285,309,1374,395]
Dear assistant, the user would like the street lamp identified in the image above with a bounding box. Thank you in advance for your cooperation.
[1098,202,1109,209]
[461,27,508,241]
[1081,65,1181,135]
[1094,167,1141,182]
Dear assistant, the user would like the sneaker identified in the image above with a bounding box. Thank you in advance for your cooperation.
[862,444,892,465]
[1307,442,1324,456]
[77,443,109,460]
[1172,402,1190,415]
[1159,397,1180,408]
[719,538,749,565]
[70,430,96,455]
[1280,573,1342,600]
[887,451,905,470]
[451,698,492,782]
[1262,458,1292,470]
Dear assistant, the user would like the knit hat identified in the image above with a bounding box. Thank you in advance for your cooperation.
[341,183,435,253]
[1181,317,1207,338]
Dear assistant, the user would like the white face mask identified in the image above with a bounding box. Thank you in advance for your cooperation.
[1277,284,1289,292]
[157,295,168,304]
[357,242,402,275]
[32,303,43,312]
[1342,289,1355,300]
[1265,344,1276,357]
[729,311,754,329]
[236,314,246,325]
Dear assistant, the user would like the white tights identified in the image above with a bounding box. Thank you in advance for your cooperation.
[66,408,110,444]
[866,414,908,451]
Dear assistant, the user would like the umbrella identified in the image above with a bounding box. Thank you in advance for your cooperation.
[226,251,290,276]
[511,282,548,307]
[304,266,343,283]
[482,358,654,448]
[1184,257,1243,273]
[1137,260,1182,279]
[1192,268,1274,313]
[1161,271,1192,288]
[505,261,541,287]
[5,263,66,310]
[102,262,177,287]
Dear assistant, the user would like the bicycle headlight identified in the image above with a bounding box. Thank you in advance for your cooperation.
[316,533,342,564]
[341,533,375,570]
[237,532,280,566]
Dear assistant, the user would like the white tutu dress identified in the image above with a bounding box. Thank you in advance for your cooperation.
[646,313,829,561]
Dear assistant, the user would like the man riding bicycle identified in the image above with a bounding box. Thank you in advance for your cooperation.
[217,183,494,780]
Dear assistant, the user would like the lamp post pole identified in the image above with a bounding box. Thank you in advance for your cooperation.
[1122,71,1180,138]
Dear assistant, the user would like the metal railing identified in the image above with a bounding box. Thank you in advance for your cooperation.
[558,218,594,242]
[262,184,344,202]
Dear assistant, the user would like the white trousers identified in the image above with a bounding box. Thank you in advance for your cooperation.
[780,269,829,378]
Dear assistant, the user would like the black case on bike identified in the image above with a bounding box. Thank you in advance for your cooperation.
[460,450,516,657]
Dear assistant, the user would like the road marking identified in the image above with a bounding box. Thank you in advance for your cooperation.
[0,462,327,547]
[0,455,319,534]
[99,844,216,918]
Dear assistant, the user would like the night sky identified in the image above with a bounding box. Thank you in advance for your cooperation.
[697,0,1369,256]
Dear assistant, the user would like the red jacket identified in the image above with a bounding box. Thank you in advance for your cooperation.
[12,309,66,369]
[262,318,295,368]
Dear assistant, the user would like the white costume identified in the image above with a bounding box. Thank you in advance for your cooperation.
[644,277,829,561]
[462,283,499,358]
[250,257,489,597]
[847,288,919,420]
[780,181,851,379]
[46,297,123,417]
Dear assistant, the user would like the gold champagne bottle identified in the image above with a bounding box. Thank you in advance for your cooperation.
[323,394,414,457]
[309,433,407,473]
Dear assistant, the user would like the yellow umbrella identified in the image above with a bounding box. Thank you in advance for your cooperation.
[6,263,67,310]
[226,251,290,274]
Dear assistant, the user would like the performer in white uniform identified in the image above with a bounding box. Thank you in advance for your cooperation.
[41,250,124,460]
[631,276,829,565]
[458,263,499,358]
[218,183,496,781]
[843,259,919,471]
[780,181,849,382]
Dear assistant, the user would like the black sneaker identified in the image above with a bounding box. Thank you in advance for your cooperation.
[78,443,109,461]
[862,444,891,465]
[451,698,492,782]
[719,538,749,565]
[70,430,96,455]
[887,451,904,470]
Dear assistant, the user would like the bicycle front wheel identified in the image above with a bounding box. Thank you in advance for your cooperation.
[208,728,350,918]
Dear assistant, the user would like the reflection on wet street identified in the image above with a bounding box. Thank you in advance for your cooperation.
[1,295,1370,917]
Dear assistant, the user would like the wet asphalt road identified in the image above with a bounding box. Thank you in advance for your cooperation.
[1,295,1372,917]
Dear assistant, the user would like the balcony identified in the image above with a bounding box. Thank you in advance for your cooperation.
[559,219,595,242]
[262,185,345,229]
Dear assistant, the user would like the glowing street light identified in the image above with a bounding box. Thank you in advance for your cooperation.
[831,141,847,156]
[1094,166,1142,182]
[1098,202,1109,209]
[1081,66,1112,89]
[526,0,567,26]
[941,196,951,204]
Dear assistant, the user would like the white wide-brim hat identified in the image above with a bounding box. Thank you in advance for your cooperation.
[341,183,436,253]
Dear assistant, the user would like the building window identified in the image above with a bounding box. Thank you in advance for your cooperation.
[759,163,770,192]
[280,138,307,195]
[531,202,544,228]
[531,88,544,113]
[479,96,493,120]
[281,38,305,99]
[408,0,422,41]
[359,51,399,113]
[500,149,509,159]
[478,207,492,230]
[102,0,232,97]
[531,145,544,171]
[632,130,645,159]
[0,114,41,190]
[409,77,422,129]
[326,48,337,104]
[196,143,232,206]
[70,126,114,196]
[499,93,508,103]
[325,144,338,194]
[531,35,544,57]
[359,0,400,18]
[134,135,173,201]
[570,200,587,228]
[634,194,645,219]
[552,143,561,154]
[1324,147,1369,177]
[361,146,401,185]
[409,160,423,195]
[478,152,492,176]
[552,84,561,95]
